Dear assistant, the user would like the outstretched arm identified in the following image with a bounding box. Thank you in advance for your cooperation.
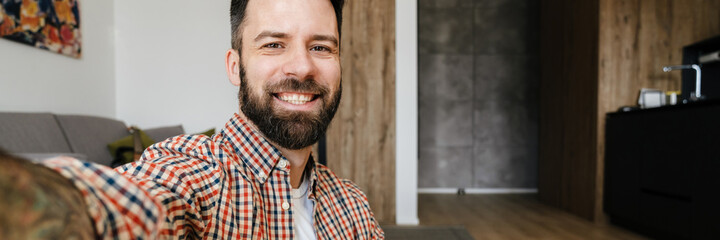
[0,151,94,239]
[0,149,166,239]
[1,134,227,239]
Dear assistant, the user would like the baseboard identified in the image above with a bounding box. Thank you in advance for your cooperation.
[417,188,538,194]
[395,216,420,225]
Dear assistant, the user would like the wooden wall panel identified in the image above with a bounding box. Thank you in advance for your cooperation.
[325,0,396,224]
[538,0,600,221]
[599,0,720,120]
[541,0,720,222]
[597,0,720,221]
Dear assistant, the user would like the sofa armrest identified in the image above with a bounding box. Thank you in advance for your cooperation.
[15,153,88,162]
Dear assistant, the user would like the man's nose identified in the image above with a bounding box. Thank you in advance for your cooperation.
[281,47,317,80]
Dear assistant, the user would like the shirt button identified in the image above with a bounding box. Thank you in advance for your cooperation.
[278,160,288,168]
[257,172,265,178]
[281,201,290,210]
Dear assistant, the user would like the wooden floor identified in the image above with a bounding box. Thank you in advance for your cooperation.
[416,194,648,240]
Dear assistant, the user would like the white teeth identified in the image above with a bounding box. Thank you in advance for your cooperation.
[278,93,313,105]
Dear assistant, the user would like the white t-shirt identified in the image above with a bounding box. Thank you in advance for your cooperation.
[292,176,316,240]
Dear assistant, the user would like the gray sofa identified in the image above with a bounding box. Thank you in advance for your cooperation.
[0,112,184,166]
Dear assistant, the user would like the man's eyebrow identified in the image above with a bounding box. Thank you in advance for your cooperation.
[312,34,339,47]
[254,31,288,42]
[253,31,338,46]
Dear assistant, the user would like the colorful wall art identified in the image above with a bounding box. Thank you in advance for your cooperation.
[0,0,81,58]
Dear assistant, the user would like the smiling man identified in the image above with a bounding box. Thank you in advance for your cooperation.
[0,0,383,239]
[114,0,383,239]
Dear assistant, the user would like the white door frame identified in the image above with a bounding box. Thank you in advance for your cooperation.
[395,0,419,225]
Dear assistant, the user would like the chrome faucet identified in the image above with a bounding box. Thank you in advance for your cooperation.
[662,64,702,100]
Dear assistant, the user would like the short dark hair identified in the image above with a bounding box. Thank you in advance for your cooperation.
[230,0,346,50]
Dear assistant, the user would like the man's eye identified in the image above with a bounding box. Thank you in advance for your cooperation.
[310,46,331,52]
[264,43,282,48]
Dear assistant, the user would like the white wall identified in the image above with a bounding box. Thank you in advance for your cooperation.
[0,1,116,118]
[114,0,237,133]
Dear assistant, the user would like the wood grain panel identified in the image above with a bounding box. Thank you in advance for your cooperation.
[597,0,720,221]
[538,0,599,221]
[598,0,720,119]
[541,0,720,222]
[325,0,396,224]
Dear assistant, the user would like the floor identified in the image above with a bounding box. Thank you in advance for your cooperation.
[382,226,474,240]
[416,193,649,240]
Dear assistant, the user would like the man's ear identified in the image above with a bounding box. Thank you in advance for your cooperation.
[226,49,241,86]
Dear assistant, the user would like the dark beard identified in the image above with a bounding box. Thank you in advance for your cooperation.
[238,68,341,150]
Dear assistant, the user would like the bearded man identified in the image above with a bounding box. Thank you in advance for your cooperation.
[0,0,383,239]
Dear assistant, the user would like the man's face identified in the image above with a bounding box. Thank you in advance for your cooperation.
[236,0,342,150]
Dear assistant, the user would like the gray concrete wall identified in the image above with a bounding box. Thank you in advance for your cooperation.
[418,0,539,188]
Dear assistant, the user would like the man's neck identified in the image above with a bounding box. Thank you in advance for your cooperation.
[238,112,311,188]
[276,145,311,188]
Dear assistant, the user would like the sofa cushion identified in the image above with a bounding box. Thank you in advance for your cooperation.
[55,114,128,166]
[145,125,185,142]
[0,112,73,153]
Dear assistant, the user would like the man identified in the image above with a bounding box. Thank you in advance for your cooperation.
[0,0,384,239]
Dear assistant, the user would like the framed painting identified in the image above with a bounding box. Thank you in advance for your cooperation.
[0,0,81,58]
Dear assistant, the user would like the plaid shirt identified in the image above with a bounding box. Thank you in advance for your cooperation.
[43,157,166,239]
[48,113,384,239]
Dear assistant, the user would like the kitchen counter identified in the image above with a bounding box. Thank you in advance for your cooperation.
[604,99,720,239]
[609,98,720,115]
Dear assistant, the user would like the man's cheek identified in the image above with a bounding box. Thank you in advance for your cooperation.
[246,80,268,100]
[251,58,280,79]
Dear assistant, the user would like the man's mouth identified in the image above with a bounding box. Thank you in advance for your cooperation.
[274,92,318,105]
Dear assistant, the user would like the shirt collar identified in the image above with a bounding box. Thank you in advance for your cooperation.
[221,113,283,184]
[306,155,318,200]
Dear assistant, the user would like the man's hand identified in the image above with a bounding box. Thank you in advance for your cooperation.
[0,151,95,239]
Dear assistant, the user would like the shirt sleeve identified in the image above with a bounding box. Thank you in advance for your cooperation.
[114,135,225,239]
[41,156,166,240]
[341,179,386,239]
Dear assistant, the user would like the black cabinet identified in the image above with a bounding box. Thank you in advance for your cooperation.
[604,100,720,239]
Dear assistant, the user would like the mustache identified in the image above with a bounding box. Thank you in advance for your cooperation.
[265,78,329,96]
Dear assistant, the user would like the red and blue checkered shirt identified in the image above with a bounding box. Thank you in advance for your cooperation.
[45,113,384,239]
